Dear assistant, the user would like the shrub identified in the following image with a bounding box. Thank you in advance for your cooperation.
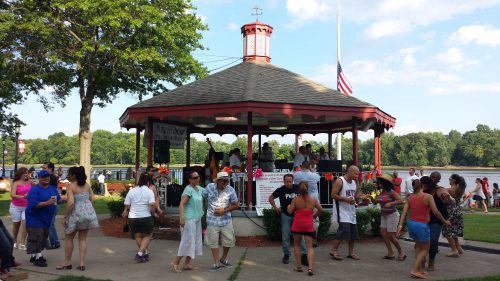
[366,207,381,236]
[356,210,371,236]
[262,208,281,240]
[360,182,376,195]
[107,199,125,218]
[90,180,100,195]
[318,211,332,239]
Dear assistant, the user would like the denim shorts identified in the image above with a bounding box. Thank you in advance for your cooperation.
[407,219,430,242]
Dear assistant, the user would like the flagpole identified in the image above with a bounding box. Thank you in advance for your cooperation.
[336,0,342,161]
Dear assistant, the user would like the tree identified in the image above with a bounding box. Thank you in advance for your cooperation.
[3,0,208,177]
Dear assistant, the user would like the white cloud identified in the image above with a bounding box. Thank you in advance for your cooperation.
[436,48,479,69]
[427,83,500,96]
[228,22,239,30]
[449,24,500,47]
[285,0,500,37]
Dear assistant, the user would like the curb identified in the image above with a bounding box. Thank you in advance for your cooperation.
[400,238,500,255]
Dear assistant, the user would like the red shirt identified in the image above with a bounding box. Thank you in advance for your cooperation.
[409,194,430,223]
[393,178,402,194]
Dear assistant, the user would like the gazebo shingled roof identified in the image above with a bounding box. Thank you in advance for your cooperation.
[120,60,395,135]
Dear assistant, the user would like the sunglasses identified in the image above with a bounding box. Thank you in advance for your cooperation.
[189,176,200,180]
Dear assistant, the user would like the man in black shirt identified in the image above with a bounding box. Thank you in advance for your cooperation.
[268,174,307,265]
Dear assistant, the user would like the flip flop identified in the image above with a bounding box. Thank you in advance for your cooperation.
[397,254,407,261]
[410,272,427,279]
[56,265,72,270]
[383,255,395,260]
[294,266,303,272]
[329,252,343,260]
[347,254,360,260]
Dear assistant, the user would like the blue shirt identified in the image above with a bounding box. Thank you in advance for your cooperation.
[202,183,238,227]
[26,184,60,228]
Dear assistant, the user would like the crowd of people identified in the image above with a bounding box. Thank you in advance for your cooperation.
[1,160,497,280]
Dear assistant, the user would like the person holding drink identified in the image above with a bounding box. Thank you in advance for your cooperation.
[202,172,239,272]
[25,170,61,267]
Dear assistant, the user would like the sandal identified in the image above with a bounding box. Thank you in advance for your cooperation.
[382,255,395,260]
[171,263,182,273]
[183,264,195,270]
[294,266,303,272]
[397,254,407,261]
[56,265,72,270]
[410,271,427,279]
[347,254,360,260]
[446,252,459,257]
[76,265,85,271]
[329,252,342,260]
[308,268,314,276]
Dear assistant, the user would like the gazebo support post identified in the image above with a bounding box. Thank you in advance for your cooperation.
[147,118,153,166]
[258,134,262,155]
[246,112,253,210]
[135,128,141,177]
[352,118,359,167]
[328,130,332,159]
[374,125,382,171]
[186,129,191,168]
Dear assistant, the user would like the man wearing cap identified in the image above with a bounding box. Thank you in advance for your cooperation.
[202,171,239,272]
[25,170,60,267]
[42,162,61,250]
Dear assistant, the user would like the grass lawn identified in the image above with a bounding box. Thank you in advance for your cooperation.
[464,214,500,244]
[0,191,120,217]
[438,276,500,281]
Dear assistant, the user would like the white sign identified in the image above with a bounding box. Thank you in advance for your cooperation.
[144,123,187,149]
[255,172,287,216]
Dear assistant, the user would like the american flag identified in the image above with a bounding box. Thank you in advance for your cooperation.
[337,62,352,95]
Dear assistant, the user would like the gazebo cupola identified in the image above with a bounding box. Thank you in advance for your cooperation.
[241,22,273,63]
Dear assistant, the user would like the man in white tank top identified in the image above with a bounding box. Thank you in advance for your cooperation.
[329,166,366,260]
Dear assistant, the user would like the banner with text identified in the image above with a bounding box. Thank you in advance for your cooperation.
[147,123,187,149]
[255,172,287,216]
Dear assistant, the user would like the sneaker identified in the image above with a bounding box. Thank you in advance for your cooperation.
[282,254,290,264]
[143,253,149,261]
[219,259,232,268]
[33,257,48,267]
[209,264,222,272]
[13,243,18,249]
[18,244,27,251]
[134,254,146,263]
[29,256,36,263]
[301,254,308,266]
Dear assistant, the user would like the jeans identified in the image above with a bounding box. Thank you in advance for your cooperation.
[281,212,306,256]
[48,205,60,247]
[99,183,105,195]
[0,219,15,269]
[429,223,443,261]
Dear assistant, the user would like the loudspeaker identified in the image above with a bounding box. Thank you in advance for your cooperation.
[318,160,342,172]
[154,140,170,164]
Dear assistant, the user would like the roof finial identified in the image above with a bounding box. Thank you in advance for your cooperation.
[251,4,263,21]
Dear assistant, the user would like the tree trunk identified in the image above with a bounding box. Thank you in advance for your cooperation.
[79,98,93,183]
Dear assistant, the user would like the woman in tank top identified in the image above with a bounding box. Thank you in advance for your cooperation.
[9,167,32,251]
[371,174,405,261]
[288,181,323,276]
[397,177,450,280]
[472,178,488,213]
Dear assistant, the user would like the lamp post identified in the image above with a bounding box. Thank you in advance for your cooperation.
[1,136,6,177]
[14,123,21,173]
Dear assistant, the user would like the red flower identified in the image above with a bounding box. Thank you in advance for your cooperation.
[324,173,334,181]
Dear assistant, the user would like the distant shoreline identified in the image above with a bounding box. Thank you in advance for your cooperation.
[4,163,500,171]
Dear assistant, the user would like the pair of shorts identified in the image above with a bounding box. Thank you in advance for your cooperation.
[335,222,359,240]
[472,195,484,202]
[26,227,49,254]
[407,219,430,242]
[9,203,26,222]
[205,223,235,248]
[129,217,154,234]
[380,211,400,233]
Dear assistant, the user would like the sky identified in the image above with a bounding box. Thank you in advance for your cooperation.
[9,0,500,145]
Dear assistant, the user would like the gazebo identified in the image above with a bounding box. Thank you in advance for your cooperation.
[119,21,396,209]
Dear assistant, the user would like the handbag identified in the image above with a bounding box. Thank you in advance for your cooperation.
[123,221,130,233]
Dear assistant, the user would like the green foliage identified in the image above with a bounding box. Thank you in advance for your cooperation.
[90,180,100,195]
[262,208,281,240]
[107,199,125,218]
[360,182,376,195]
[356,210,371,236]
[317,211,332,239]
[366,208,382,236]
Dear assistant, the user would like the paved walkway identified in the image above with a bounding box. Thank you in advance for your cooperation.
[2,215,500,281]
